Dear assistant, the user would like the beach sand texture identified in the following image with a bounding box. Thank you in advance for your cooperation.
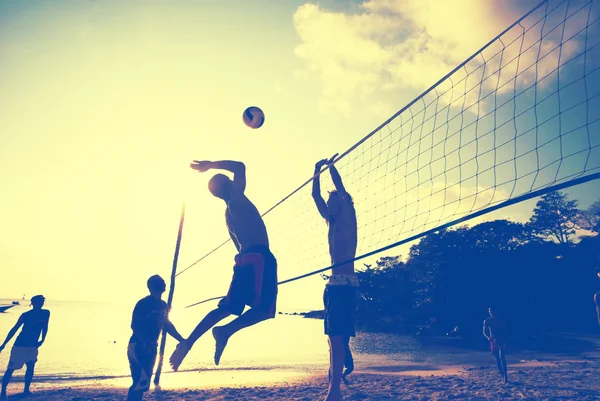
[8,361,600,401]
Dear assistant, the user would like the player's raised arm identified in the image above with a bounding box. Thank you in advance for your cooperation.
[329,161,347,196]
[312,159,329,220]
[191,160,246,194]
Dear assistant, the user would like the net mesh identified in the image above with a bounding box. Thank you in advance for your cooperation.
[178,0,600,296]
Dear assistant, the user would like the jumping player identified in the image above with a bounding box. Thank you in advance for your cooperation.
[127,275,184,401]
[312,155,358,401]
[483,306,508,383]
[169,160,277,370]
[0,295,50,399]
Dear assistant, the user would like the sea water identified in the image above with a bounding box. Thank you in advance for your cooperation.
[0,299,485,389]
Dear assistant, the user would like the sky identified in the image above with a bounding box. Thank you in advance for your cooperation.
[1,0,599,312]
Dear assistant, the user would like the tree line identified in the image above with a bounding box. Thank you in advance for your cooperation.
[355,191,600,337]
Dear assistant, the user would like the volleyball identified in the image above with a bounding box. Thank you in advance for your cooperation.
[242,106,265,129]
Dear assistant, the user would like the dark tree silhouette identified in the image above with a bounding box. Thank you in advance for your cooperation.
[353,194,600,337]
[355,256,413,331]
[529,191,580,244]
[578,200,600,234]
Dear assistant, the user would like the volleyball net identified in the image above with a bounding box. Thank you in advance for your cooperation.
[153,0,600,384]
[177,0,600,297]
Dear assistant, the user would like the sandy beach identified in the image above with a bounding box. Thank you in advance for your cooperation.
[3,303,600,400]
[4,360,598,400]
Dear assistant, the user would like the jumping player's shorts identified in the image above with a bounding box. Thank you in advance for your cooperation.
[127,341,157,393]
[7,347,38,370]
[218,245,278,318]
[324,274,359,337]
[490,337,507,353]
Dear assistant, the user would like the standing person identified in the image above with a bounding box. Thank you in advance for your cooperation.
[0,295,50,399]
[312,155,358,401]
[169,160,278,370]
[483,306,508,383]
[127,275,184,401]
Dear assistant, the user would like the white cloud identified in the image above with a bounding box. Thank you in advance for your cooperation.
[293,0,585,116]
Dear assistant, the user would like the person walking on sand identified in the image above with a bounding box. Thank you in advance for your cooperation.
[312,155,359,401]
[0,295,50,399]
[169,160,278,370]
[483,306,508,383]
[127,275,184,401]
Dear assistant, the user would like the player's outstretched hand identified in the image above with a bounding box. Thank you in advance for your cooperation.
[315,159,328,170]
[327,153,338,164]
[315,153,338,171]
[190,160,212,172]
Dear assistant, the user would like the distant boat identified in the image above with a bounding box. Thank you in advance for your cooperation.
[0,305,15,313]
[12,301,20,305]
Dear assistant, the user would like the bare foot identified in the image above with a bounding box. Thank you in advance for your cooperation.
[324,390,344,401]
[212,326,230,366]
[22,390,33,397]
[0,391,6,399]
[169,341,190,371]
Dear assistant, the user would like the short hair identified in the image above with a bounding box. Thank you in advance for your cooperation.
[30,295,45,305]
[208,174,233,199]
[147,275,166,292]
[328,190,354,203]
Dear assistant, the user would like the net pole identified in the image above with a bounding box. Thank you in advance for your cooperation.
[154,201,186,387]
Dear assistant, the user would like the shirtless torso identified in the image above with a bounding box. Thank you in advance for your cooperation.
[225,193,269,252]
[312,156,358,277]
[15,309,50,347]
[327,194,357,275]
[483,316,507,340]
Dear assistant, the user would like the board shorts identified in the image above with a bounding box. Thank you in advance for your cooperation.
[324,274,359,337]
[490,337,507,353]
[127,341,157,394]
[7,347,38,370]
[218,245,278,318]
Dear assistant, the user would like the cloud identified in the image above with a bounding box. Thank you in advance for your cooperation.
[293,0,586,116]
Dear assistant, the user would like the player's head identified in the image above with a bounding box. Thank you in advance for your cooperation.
[208,173,233,201]
[327,190,353,218]
[488,306,495,317]
[594,266,600,280]
[30,295,45,309]
[147,275,166,295]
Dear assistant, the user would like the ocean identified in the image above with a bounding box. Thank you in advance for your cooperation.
[0,298,486,389]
